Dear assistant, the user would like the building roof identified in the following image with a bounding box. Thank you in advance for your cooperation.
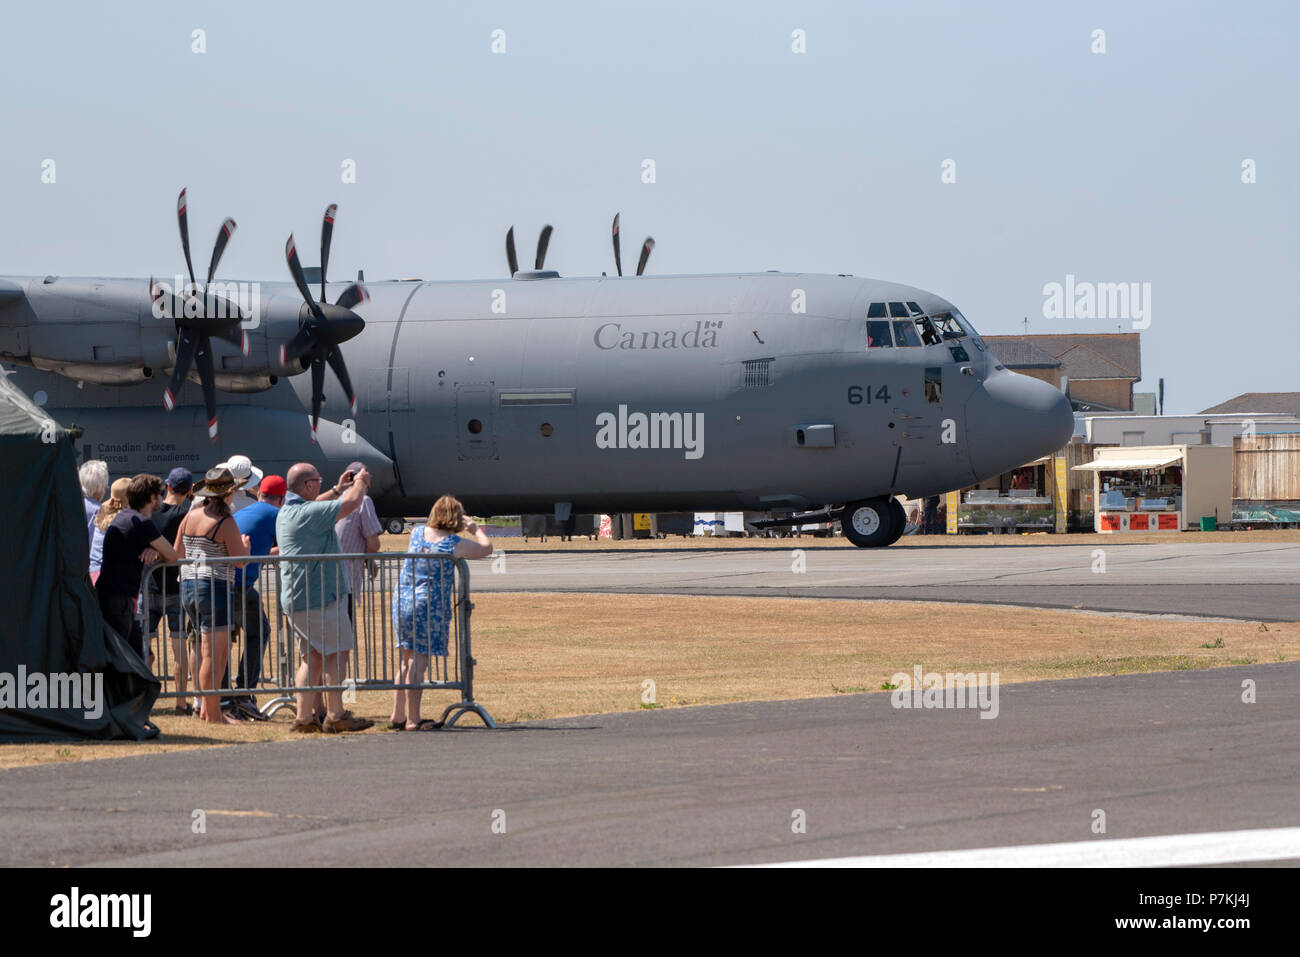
[1053,343,1136,380]
[1200,392,1300,416]
[985,340,1062,369]
[982,333,1141,381]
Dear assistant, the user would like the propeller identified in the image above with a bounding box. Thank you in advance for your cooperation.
[535,224,553,270]
[611,213,622,276]
[506,224,555,275]
[281,204,369,443]
[611,213,653,276]
[636,236,655,276]
[158,187,248,442]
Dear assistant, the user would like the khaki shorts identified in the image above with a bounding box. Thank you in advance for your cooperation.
[288,599,355,658]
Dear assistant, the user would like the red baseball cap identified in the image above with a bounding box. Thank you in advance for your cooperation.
[260,475,287,497]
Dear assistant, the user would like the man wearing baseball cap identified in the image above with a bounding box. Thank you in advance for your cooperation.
[224,473,287,720]
[216,454,263,514]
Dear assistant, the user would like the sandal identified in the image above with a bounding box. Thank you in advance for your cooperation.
[385,720,406,731]
[407,719,442,732]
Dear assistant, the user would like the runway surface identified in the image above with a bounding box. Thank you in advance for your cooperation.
[2,662,1296,867]
[474,540,1300,620]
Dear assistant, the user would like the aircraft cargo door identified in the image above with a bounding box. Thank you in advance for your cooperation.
[455,382,497,460]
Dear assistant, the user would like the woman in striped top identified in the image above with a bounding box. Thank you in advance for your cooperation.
[175,467,251,724]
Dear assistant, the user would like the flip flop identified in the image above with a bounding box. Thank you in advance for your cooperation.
[385,720,406,731]
[407,719,442,732]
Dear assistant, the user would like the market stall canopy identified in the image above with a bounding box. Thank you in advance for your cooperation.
[1072,451,1184,471]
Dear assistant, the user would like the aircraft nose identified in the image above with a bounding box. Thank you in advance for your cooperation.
[965,371,1074,479]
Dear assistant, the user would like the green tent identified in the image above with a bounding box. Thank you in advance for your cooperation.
[0,369,158,740]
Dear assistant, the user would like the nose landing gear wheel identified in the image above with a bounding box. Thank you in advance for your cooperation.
[886,497,907,546]
[841,497,898,548]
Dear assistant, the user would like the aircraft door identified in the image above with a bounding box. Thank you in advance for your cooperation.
[455,382,497,460]
[940,360,979,485]
[894,359,978,492]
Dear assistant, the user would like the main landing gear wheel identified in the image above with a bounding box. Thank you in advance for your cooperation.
[841,497,897,548]
[384,517,405,535]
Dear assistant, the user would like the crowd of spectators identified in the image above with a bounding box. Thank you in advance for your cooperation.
[77,454,492,733]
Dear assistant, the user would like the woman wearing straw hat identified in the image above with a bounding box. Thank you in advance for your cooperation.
[175,467,251,724]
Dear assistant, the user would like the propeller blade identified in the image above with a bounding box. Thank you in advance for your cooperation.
[535,224,553,270]
[163,332,197,411]
[636,237,655,277]
[177,188,196,288]
[279,323,315,368]
[506,226,518,277]
[196,292,244,328]
[326,345,358,419]
[309,356,326,442]
[335,282,370,310]
[320,203,338,302]
[205,217,237,285]
[195,342,219,442]
[285,235,324,319]
[612,213,622,277]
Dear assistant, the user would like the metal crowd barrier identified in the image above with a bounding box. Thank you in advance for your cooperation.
[138,551,494,728]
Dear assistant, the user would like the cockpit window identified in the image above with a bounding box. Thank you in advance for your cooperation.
[931,313,965,340]
[951,310,986,351]
[915,316,942,346]
[892,319,922,347]
[867,302,887,319]
[866,320,893,348]
[887,301,909,318]
[906,301,923,316]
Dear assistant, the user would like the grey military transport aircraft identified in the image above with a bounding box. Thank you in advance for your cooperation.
[0,193,1072,547]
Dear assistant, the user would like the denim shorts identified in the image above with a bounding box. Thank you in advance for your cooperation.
[147,592,187,638]
[181,578,231,633]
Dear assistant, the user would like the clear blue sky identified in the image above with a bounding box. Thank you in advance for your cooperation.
[1,0,1295,413]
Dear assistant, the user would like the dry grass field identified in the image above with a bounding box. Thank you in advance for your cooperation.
[3,592,1295,770]
[378,528,1300,552]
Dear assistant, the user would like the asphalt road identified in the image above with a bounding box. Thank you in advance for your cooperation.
[2,662,1296,867]
[473,540,1300,620]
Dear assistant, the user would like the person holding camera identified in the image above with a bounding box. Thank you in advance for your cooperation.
[277,463,375,734]
[334,460,383,627]
[387,495,492,731]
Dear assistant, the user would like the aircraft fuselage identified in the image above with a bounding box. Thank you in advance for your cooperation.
[0,271,1075,521]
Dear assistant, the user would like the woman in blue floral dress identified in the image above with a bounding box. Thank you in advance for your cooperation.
[389,496,493,730]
